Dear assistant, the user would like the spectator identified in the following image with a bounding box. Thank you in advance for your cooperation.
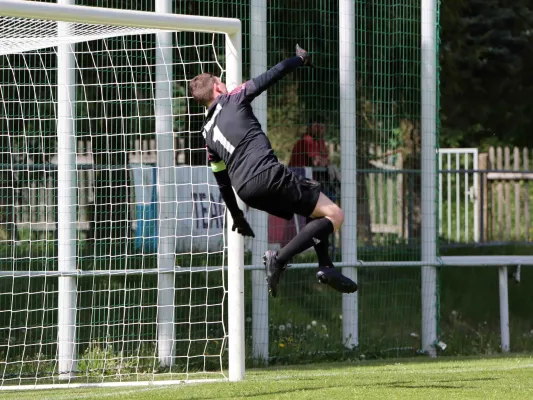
[289,117,329,169]
[288,117,340,198]
[267,117,340,250]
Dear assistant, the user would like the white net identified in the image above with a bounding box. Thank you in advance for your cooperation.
[0,16,229,387]
[0,18,164,55]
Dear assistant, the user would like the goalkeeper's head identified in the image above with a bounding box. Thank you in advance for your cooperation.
[190,73,228,107]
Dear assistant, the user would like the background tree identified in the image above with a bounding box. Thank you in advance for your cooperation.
[440,0,533,148]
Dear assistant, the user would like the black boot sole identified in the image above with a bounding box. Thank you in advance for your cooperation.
[316,267,358,293]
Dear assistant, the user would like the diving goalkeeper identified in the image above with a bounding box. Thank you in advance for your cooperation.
[190,45,357,297]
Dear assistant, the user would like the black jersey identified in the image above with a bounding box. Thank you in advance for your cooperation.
[201,56,303,191]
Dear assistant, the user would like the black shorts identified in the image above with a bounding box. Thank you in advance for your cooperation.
[237,164,321,220]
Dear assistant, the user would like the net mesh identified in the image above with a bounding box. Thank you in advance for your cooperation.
[0,13,229,385]
[0,0,446,387]
[240,0,427,362]
[0,17,164,55]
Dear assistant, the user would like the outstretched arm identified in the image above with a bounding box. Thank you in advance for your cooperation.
[232,44,313,103]
[244,56,303,101]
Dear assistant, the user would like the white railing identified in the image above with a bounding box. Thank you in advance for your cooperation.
[438,148,479,243]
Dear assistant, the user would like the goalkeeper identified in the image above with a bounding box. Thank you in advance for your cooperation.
[190,45,357,297]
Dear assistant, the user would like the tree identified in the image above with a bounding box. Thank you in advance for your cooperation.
[440,0,533,148]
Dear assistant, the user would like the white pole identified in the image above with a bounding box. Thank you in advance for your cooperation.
[226,30,245,382]
[498,266,510,352]
[250,0,269,364]
[57,0,77,378]
[339,0,358,349]
[421,0,438,357]
[155,0,176,368]
[0,0,241,35]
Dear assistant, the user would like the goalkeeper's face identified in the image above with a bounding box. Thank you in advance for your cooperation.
[214,77,228,96]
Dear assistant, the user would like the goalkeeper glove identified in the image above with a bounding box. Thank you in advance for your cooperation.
[231,212,255,238]
[296,44,314,67]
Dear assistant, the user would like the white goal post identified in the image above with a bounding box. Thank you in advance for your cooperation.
[0,0,244,388]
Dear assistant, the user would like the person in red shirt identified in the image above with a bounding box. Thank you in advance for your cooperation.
[289,117,329,168]
[289,117,340,197]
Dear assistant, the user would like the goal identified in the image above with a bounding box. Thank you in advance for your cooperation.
[0,0,245,389]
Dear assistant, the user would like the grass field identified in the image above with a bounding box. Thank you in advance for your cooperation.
[2,356,533,399]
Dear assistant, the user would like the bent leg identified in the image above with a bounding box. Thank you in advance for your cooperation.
[276,189,343,265]
[307,216,333,268]
[276,216,334,265]
[310,192,344,231]
[310,194,356,293]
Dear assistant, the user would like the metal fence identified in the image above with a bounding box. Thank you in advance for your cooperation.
[3,143,532,246]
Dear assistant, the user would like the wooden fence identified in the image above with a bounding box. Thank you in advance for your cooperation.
[6,141,533,244]
[481,147,533,242]
[366,145,405,237]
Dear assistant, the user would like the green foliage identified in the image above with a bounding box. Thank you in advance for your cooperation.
[0,351,56,380]
[77,341,157,377]
[264,317,358,365]
[440,0,533,148]
[267,82,302,163]
[173,84,188,134]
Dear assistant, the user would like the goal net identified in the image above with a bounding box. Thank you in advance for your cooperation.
[0,2,241,388]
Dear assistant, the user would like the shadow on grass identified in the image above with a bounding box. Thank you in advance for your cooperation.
[199,384,346,400]
[251,353,533,374]
[193,376,499,400]
[381,376,498,390]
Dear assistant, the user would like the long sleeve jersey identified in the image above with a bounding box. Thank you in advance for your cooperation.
[201,56,304,192]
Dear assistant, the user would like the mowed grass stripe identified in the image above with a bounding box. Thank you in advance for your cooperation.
[2,356,533,400]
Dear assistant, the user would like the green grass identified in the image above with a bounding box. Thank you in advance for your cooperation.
[2,242,533,376]
[2,356,533,399]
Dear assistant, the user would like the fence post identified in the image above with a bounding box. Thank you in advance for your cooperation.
[397,153,404,238]
[478,153,488,242]
[524,149,530,241]
[504,147,511,239]
[421,0,438,357]
[339,0,358,349]
[489,147,495,240]
[513,147,521,240]
[496,147,504,240]
[498,266,510,352]
[250,0,269,364]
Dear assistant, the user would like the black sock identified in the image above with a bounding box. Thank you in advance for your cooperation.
[306,217,333,268]
[314,235,333,267]
[277,217,334,265]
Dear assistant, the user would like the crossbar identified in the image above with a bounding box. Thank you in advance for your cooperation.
[0,0,240,34]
